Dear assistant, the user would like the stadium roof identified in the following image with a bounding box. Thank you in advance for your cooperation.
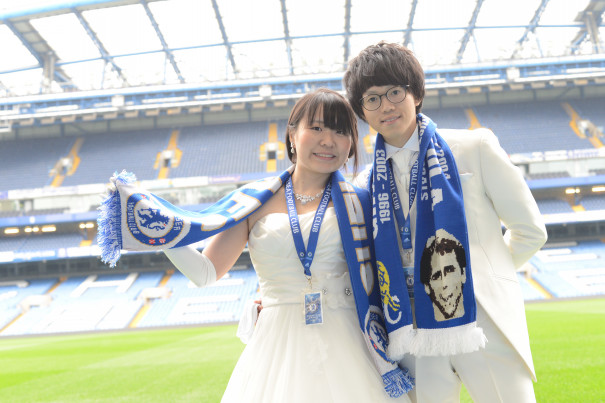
[1,0,604,98]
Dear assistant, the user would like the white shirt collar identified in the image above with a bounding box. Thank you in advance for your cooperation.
[384,125,419,161]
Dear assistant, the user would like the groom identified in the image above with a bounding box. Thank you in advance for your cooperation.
[345,42,547,403]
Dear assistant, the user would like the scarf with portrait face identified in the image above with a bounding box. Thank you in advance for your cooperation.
[369,113,486,359]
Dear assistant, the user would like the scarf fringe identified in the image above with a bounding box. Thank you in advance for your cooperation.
[412,322,487,357]
[385,324,416,362]
[96,170,136,268]
[382,367,415,398]
[365,324,415,397]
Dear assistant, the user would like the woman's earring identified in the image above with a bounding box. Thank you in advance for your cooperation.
[291,144,295,154]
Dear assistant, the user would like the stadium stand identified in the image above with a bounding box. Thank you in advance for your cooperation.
[170,122,272,178]
[516,273,546,301]
[579,195,605,211]
[0,108,604,336]
[424,107,472,130]
[590,168,605,176]
[0,136,74,190]
[0,0,604,354]
[0,208,68,218]
[20,233,84,252]
[536,198,575,215]
[569,98,605,130]
[137,269,258,328]
[0,268,259,336]
[472,102,593,154]
[0,236,27,253]
[60,129,171,186]
[0,232,84,254]
[0,278,57,333]
[527,171,571,180]
[529,241,605,299]
[0,100,602,192]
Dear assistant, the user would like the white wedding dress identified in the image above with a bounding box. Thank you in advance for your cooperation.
[221,207,411,402]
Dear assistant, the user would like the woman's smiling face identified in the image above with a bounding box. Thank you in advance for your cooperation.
[289,107,353,176]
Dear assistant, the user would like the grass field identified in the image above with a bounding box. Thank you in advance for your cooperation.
[0,298,603,402]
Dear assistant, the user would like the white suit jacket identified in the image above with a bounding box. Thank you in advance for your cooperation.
[357,127,547,380]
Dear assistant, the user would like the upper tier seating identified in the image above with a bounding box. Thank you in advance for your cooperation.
[170,121,272,178]
[473,101,593,154]
[568,98,605,131]
[579,195,605,211]
[0,100,602,193]
[424,107,471,130]
[0,233,84,254]
[0,136,73,190]
[61,129,170,186]
[536,198,574,215]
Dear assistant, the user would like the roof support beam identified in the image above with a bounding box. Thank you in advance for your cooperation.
[210,0,237,76]
[584,11,604,53]
[571,32,589,54]
[72,8,128,86]
[140,0,184,83]
[280,0,294,75]
[4,20,74,92]
[343,0,352,66]
[403,0,418,47]
[570,0,605,54]
[455,0,485,63]
[512,0,549,59]
[0,1,140,20]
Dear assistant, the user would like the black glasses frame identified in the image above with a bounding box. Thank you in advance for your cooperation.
[360,85,410,111]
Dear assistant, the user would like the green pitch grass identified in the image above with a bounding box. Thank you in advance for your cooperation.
[1,298,603,402]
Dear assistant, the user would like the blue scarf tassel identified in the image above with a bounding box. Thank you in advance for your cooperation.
[97,170,135,267]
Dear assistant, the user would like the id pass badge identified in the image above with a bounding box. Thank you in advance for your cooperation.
[304,292,323,325]
[403,265,414,299]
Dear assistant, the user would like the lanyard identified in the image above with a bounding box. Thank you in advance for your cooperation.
[285,176,332,278]
[388,156,418,252]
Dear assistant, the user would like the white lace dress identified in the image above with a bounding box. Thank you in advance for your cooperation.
[221,207,411,403]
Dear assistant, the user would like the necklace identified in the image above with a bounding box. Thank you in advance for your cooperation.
[293,188,324,205]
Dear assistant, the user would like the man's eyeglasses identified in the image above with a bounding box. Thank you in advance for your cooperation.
[360,85,410,111]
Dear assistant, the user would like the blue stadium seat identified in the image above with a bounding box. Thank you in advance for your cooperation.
[473,102,592,154]
[529,241,605,298]
[424,107,470,130]
[137,269,259,328]
[536,198,574,214]
[579,195,605,211]
[170,122,270,178]
[0,137,73,191]
[0,269,259,336]
[61,129,170,186]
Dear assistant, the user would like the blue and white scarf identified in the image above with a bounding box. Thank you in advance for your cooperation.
[98,167,413,398]
[370,114,486,360]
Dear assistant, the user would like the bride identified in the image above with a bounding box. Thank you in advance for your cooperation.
[164,89,413,402]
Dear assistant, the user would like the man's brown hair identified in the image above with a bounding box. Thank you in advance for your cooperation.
[344,41,425,121]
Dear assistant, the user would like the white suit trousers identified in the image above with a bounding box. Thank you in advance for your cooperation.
[399,304,536,403]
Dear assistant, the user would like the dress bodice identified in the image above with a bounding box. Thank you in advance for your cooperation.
[248,207,354,309]
[225,207,413,403]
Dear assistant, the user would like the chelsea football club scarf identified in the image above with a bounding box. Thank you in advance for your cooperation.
[97,167,413,397]
[370,113,486,359]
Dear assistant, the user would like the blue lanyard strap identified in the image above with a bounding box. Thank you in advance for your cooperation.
[388,157,418,251]
[285,176,332,277]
